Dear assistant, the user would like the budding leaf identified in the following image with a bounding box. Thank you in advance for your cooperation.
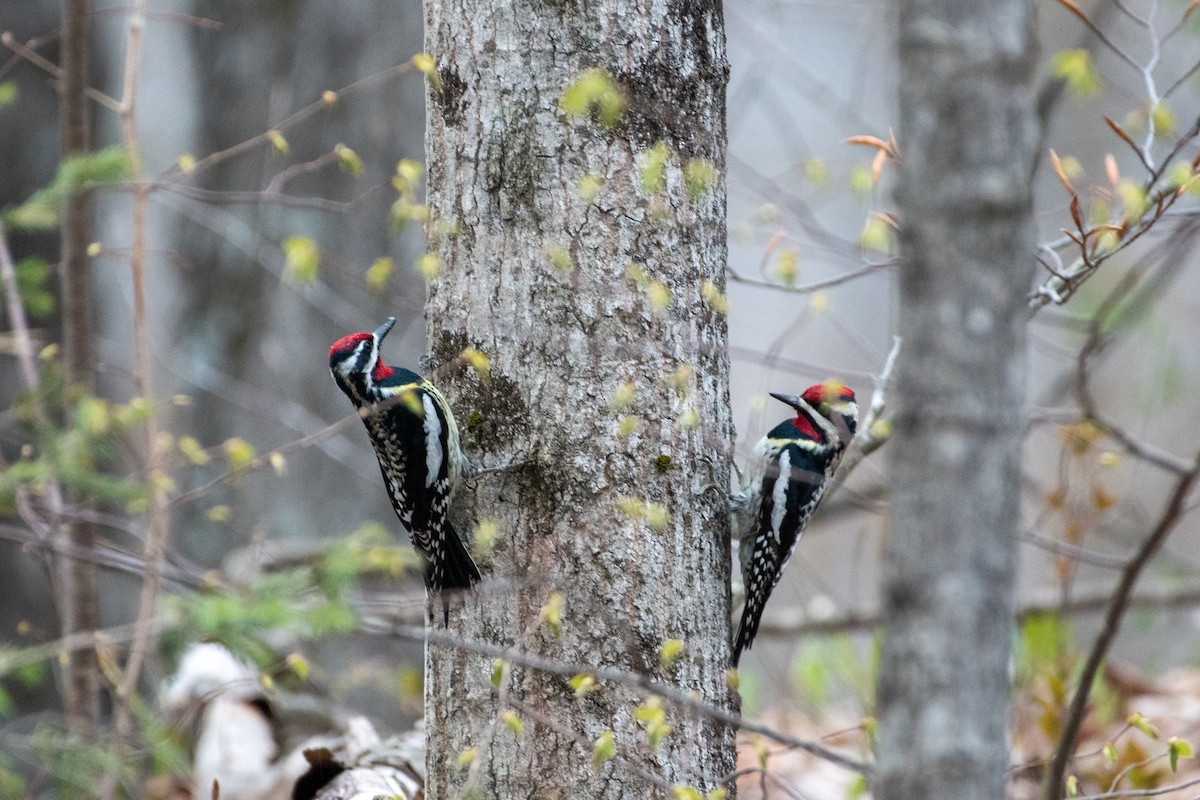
[639,142,672,195]
[266,129,289,154]
[286,653,309,680]
[282,236,320,284]
[569,674,596,698]
[500,710,523,735]
[560,68,626,128]
[540,592,565,637]
[1169,737,1193,772]
[591,730,615,769]
[1128,712,1159,739]
[1051,49,1100,99]
[366,257,394,294]
[224,438,256,472]
[334,143,363,177]
[659,639,684,671]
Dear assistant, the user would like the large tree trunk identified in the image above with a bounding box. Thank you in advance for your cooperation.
[423,1,734,797]
[875,2,1039,800]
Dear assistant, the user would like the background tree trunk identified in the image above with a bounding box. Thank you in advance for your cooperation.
[423,1,735,796]
[875,2,1039,800]
[58,0,102,735]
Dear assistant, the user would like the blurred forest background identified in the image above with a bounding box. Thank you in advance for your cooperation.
[1,0,1200,798]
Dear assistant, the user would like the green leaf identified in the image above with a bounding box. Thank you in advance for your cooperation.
[859,214,895,254]
[366,257,394,293]
[334,143,363,176]
[540,593,565,637]
[1169,737,1193,772]
[1128,712,1159,739]
[683,159,718,202]
[804,157,830,188]
[672,786,702,800]
[267,129,289,154]
[15,257,55,320]
[500,709,524,735]
[560,69,626,128]
[1018,612,1071,677]
[1051,49,1100,99]
[286,652,309,680]
[659,639,684,671]
[223,437,256,472]
[1151,101,1175,137]
[591,730,615,769]
[569,673,596,698]
[491,659,505,687]
[282,235,320,284]
[639,142,672,195]
[0,81,18,109]
[308,600,357,633]
[4,147,132,231]
[636,697,670,750]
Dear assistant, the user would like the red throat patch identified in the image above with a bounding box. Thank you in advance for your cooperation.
[791,413,821,440]
[372,361,394,381]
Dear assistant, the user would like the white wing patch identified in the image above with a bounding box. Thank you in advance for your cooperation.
[770,448,790,542]
[422,393,443,488]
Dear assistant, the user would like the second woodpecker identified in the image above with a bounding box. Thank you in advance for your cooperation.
[329,317,480,613]
[732,381,857,665]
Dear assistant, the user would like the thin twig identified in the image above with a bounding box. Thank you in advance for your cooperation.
[1072,772,1200,800]
[0,220,39,388]
[826,335,901,496]
[727,259,894,295]
[106,3,167,795]
[165,61,417,181]
[145,180,387,213]
[0,31,123,112]
[368,621,872,776]
[755,579,1200,639]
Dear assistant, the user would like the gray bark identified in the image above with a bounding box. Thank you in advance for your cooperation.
[423,1,735,797]
[875,3,1039,800]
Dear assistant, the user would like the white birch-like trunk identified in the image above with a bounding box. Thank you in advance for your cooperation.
[423,1,735,797]
[875,2,1039,799]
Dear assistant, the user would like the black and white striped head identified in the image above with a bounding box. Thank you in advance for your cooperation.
[329,317,397,405]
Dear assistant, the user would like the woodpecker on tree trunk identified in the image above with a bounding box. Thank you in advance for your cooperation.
[329,317,480,618]
[732,381,858,665]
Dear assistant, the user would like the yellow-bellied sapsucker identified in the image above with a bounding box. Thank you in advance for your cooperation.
[329,317,480,614]
[731,381,857,665]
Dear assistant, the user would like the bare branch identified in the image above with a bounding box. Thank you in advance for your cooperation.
[1043,457,1200,800]
[367,620,872,776]
[827,335,901,496]
[0,221,39,390]
[0,31,123,112]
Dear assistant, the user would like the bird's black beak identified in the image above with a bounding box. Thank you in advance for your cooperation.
[769,392,804,411]
[373,316,397,342]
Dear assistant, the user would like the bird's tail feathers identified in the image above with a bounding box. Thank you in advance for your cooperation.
[426,522,482,624]
[732,595,764,667]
